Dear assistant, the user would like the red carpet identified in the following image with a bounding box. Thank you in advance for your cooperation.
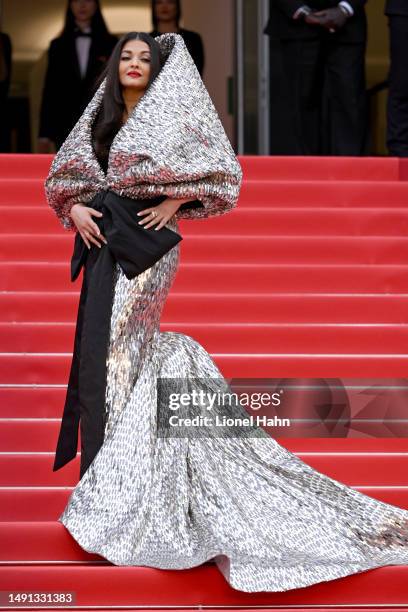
[1,153,408,609]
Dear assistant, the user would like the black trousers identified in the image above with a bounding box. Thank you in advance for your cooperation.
[387,15,408,157]
[268,34,367,155]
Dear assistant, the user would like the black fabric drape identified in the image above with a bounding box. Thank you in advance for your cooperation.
[52,191,182,479]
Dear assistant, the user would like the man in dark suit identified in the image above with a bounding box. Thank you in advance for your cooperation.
[0,31,12,152]
[264,0,367,155]
[385,0,408,157]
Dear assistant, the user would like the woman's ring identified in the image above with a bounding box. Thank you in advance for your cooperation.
[151,210,158,217]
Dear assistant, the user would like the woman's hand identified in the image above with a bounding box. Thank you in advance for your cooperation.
[137,197,190,230]
[70,203,108,249]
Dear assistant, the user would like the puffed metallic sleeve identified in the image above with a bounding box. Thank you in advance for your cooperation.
[43,83,107,232]
[44,162,80,232]
[158,33,243,221]
[44,177,99,233]
[172,123,243,221]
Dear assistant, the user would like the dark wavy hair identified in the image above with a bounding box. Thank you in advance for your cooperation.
[151,0,181,31]
[91,32,164,165]
[60,0,111,38]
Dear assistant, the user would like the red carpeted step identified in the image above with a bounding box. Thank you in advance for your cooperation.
[0,386,66,418]
[2,178,408,207]
[0,451,406,488]
[0,418,408,452]
[3,420,408,454]
[4,206,408,236]
[181,206,408,236]
[2,291,408,324]
[0,153,401,181]
[1,562,408,606]
[0,206,64,233]
[0,154,53,177]
[1,353,407,381]
[3,234,408,264]
[2,262,408,292]
[239,180,408,207]
[1,486,407,521]
[3,387,408,450]
[0,178,47,204]
[0,607,397,612]
[0,292,79,322]
[240,155,401,181]
[2,322,408,353]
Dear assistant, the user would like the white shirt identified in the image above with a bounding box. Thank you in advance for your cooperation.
[75,26,92,78]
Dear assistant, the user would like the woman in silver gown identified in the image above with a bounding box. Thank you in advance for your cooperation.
[44,31,408,593]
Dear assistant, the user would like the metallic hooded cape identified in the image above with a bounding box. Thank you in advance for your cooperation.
[44,32,242,230]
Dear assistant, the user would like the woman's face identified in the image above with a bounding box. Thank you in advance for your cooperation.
[154,0,178,22]
[119,39,151,93]
[70,0,97,22]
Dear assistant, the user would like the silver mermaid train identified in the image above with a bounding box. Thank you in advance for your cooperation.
[58,219,408,593]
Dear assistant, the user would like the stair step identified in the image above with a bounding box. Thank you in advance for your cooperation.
[240,180,408,206]
[2,322,408,352]
[0,450,406,487]
[0,387,66,417]
[1,352,407,380]
[1,486,406,521]
[4,206,408,236]
[0,153,401,181]
[1,560,408,605]
[0,416,408,454]
[2,179,408,207]
[2,234,408,264]
[2,262,408,292]
[0,154,53,178]
[241,155,401,180]
[0,401,406,448]
[2,292,408,324]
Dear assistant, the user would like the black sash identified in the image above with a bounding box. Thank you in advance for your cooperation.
[52,190,182,478]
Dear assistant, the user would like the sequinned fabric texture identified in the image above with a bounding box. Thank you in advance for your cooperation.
[44,32,408,594]
[44,33,242,231]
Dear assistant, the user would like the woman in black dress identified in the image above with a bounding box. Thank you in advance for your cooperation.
[149,0,204,76]
[38,0,117,152]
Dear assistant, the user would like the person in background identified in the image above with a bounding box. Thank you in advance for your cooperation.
[263,0,367,156]
[149,0,204,77]
[38,0,117,152]
[385,0,408,157]
[0,29,12,151]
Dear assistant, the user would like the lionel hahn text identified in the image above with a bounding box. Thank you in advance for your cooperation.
[168,414,291,428]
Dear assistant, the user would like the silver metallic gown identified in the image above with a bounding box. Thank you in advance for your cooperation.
[58,233,408,593]
[45,33,408,593]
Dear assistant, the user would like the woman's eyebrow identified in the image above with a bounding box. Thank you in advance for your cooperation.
[121,50,151,56]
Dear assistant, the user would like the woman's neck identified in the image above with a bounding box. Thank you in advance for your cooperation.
[155,21,180,33]
[75,18,92,31]
[122,90,144,122]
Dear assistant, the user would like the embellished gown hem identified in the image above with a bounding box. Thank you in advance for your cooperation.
[57,515,405,593]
